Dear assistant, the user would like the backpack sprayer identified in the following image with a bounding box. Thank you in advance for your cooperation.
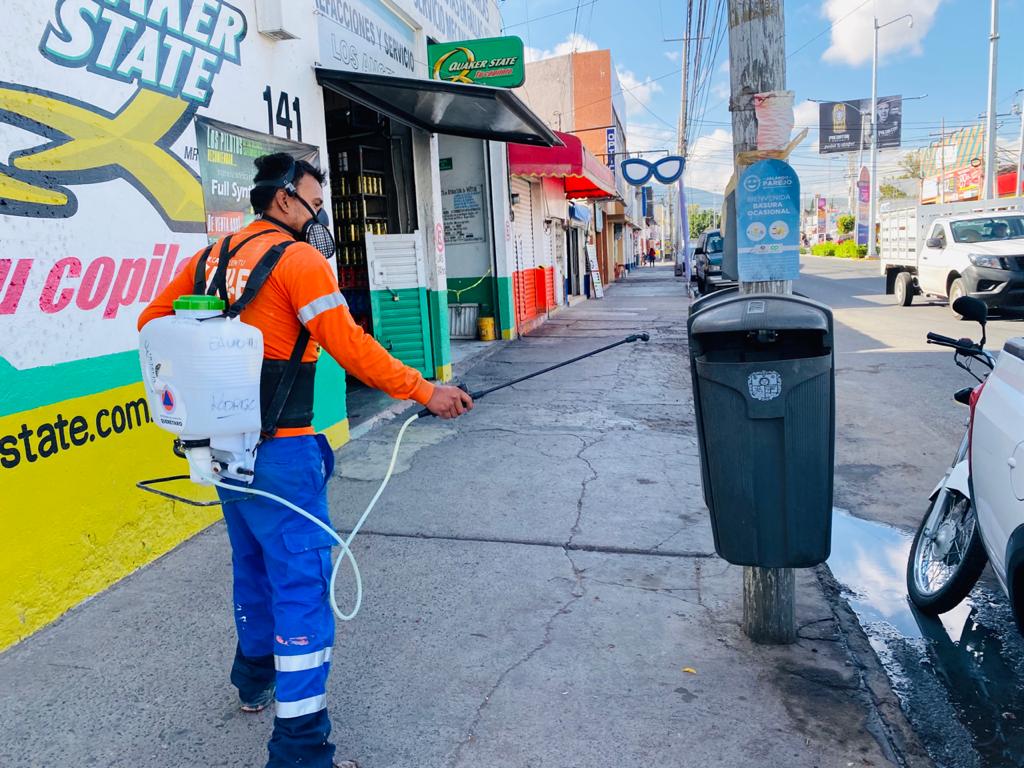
[137,297,649,621]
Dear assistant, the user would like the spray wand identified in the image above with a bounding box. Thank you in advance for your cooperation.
[139,332,651,620]
[414,332,651,418]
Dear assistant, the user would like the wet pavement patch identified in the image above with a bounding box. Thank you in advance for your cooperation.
[828,509,1024,768]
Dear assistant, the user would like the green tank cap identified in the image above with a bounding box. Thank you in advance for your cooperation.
[173,294,226,311]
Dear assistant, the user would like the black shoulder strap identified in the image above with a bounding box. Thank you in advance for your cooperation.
[261,326,312,437]
[196,231,277,303]
[193,244,216,294]
[226,241,295,319]
[205,236,233,304]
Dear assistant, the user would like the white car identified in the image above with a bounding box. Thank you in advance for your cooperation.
[970,333,1024,623]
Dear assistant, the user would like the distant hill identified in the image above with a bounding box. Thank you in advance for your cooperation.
[684,188,724,209]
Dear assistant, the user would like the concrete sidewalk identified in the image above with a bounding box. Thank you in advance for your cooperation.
[0,267,918,767]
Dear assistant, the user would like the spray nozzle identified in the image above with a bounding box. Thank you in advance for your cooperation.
[626,332,651,343]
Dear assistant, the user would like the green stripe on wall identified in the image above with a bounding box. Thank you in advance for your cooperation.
[4,347,348,433]
[446,277,496,314]
[428,288,451,380]
[496,276,514,339]
[0,352,142,419]
[311,354,348,431]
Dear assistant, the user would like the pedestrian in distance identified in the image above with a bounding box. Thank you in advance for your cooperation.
[647,246,656,267]
[138,153,472,768]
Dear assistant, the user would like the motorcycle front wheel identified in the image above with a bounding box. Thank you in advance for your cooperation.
[907,487,988,614]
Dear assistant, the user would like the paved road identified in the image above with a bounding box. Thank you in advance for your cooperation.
[0,267,907,768]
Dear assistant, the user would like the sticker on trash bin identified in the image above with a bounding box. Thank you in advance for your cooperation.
[748,370,782,401]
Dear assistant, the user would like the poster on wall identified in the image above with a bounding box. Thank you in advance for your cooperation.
[736,159,800,282]
[441,184,486,243]
[195,117,320,240]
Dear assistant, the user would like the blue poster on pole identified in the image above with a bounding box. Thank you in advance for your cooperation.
[736,159,800,281]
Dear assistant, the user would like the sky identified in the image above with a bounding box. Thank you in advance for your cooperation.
[495,0,1024,205]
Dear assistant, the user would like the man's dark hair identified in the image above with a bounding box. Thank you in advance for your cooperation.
[250,152,326,212]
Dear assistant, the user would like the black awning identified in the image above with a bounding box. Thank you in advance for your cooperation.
[315,68,560,148]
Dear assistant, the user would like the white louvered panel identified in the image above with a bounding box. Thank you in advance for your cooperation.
[366,233,425,291]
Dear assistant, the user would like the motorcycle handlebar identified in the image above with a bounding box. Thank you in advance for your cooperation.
[926,331,962,347]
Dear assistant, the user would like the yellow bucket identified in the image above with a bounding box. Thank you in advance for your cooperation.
[477,316,496,341]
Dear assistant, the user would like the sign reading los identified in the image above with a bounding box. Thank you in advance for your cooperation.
[429,36,525,88]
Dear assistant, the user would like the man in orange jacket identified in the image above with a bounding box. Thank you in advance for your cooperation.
[139,152,471,768]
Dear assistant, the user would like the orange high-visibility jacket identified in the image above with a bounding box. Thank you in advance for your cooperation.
[138,220,435,437]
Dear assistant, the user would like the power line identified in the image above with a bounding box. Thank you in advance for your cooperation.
[501,0,598,31]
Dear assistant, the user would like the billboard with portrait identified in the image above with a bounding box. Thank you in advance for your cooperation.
[819,96,902,154]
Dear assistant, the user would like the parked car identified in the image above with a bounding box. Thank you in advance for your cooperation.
[693,229,734,294]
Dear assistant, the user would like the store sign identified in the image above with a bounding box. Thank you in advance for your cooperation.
[737,160,800,282]
[195,117,320,240]
[818,96,902,154]
[428,36,525,87]
[316,0,417,78]
[922,164,983,204]
[606,127,617,171]
[441,184,486,243]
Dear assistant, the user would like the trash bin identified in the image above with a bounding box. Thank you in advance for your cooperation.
[687,293,835,567]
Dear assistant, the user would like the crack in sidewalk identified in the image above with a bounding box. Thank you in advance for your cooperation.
[447,547,586,768]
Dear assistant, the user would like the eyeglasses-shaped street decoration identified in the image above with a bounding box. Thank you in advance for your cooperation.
[619,155,685,186]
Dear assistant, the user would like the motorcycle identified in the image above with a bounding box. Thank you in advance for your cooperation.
[905,295,1021,626]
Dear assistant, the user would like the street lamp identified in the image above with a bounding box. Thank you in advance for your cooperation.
[868,13,914,258]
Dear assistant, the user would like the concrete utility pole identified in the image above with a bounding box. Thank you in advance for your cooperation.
[727,0,794,645]
[984,0,1000,200]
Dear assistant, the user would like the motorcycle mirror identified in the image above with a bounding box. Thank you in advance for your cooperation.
[952,295,987,326]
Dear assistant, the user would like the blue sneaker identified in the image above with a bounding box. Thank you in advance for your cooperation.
[240,682,275,713]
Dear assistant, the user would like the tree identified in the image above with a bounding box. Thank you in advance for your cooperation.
[879,183,909,200]
[837,214,855,234]
[898,149,927,182]
[689,207,717,238]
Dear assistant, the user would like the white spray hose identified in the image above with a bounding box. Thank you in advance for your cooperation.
[211,413,420,621]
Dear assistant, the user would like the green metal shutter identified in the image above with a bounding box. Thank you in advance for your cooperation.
[366,233,434,378]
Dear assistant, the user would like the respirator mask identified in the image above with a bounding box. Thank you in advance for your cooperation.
[251,156,336,260]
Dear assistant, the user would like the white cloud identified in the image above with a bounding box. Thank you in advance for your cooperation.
[616,66,664,119]
[793,99,819,130]
[524,33,598,63]
[664,50,681,62]
[822,0,943,67]
[685,128,735,193]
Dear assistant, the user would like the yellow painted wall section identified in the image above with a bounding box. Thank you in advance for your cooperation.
[0,383,220,649]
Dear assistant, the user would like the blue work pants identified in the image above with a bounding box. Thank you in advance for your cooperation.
[217,434,337,768]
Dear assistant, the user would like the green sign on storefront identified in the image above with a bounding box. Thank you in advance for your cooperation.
[429,36,525,89]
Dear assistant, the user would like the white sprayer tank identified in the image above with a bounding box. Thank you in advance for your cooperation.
[139,294,264,482]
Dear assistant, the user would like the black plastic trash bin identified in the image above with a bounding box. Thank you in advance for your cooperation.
[687,293,835,567]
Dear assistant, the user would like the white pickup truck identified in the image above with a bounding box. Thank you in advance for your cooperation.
[879,200,1024,313]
